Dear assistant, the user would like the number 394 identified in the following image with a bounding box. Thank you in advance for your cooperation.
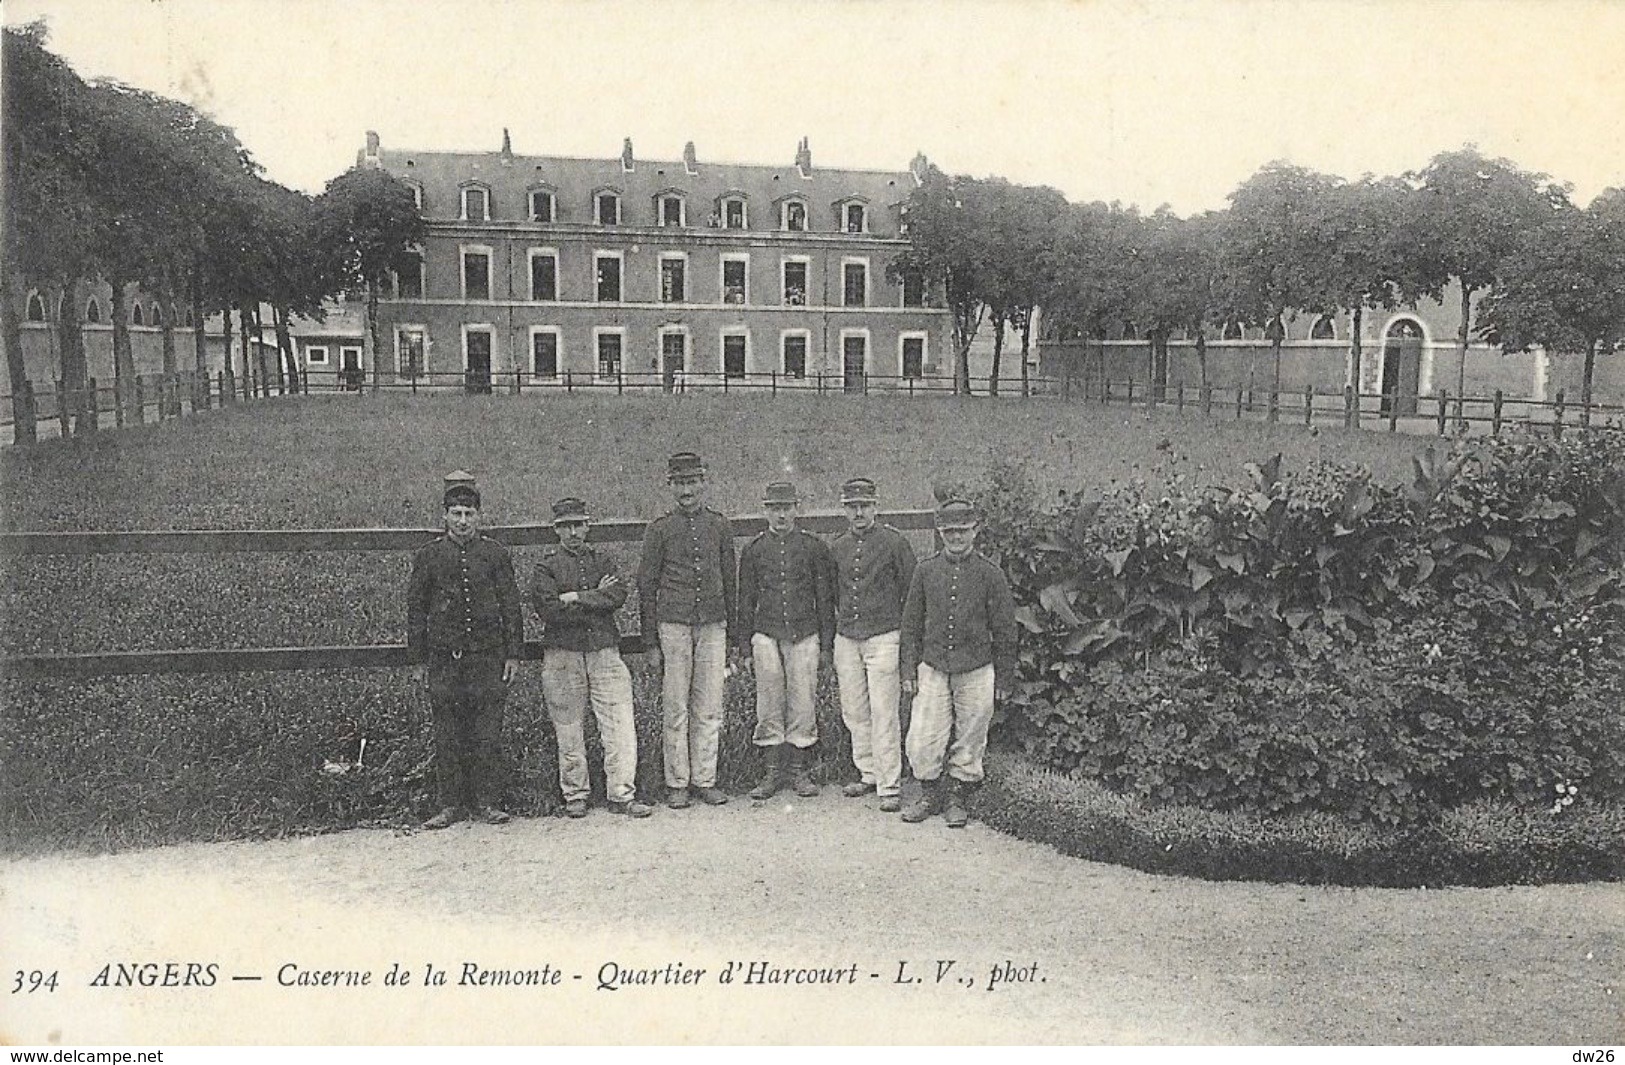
[11,970,59,993]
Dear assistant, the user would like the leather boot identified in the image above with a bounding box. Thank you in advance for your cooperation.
[944,778,969,828]
[749,745,784,800]
[900,778,941,823]
[788,745,819,798]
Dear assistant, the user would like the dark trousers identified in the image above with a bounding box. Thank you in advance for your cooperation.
[428,653,507,810]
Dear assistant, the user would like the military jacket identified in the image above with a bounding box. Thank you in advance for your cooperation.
[531,544,627,652]
[636,506,737,637]
[900,550,1017,680]
[829,523,918,640]
[736,527,836,650]
[406,534,523,661]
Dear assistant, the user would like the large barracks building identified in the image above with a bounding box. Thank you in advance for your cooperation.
[358,131,953,391]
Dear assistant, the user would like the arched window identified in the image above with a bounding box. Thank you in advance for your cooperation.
[85,298,101,323]
[185,306,195,327]
[1121,321,1138,341]
[1311,314,1335,339]
[26,292,47,322]
[1222,319,1244,340]
[132,303,145,326]
[151,303,164,326]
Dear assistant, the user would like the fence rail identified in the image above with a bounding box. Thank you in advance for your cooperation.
[0,510,938,679]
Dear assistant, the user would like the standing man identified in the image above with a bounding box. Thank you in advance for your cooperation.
[829,477,917,814]
[899,498,1017,829]
[406,471,523,829]
[532,497,653,820]
[637,452,736,809]
[736,481,836,800]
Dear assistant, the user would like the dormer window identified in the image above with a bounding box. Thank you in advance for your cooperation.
[721,195,748,229]
[405,182,423,211]
[595,190,621,225]
[529,189,556,223]
[657,192,686,228]
[844,202,867,234]
[461,185,489,222]
[782,199,808,232]
[26,292,46,322]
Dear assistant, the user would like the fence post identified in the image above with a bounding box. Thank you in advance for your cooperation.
[132,376,145,425]
[114,378,127,429]
[617,369,624,395]
[85,377,99,434]
[1176,383,1185,413]
[1386,393,1398,433]
[1436,389,1449,436]
[1267,389,1279,423]
[1201,385,1212,416]
[771,371,777,396]
[1103,379,1112,406]
[1344,384,1356,429]
[1125,379,1134,407]
[56,378,70,437]
[1553,391,1565,439]
[1491,389,1504,437]
[1304,384,1314,427]
[1234,388,1243,420]
[513,369,522,396]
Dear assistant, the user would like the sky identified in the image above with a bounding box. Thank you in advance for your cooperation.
[7,0,1624,214]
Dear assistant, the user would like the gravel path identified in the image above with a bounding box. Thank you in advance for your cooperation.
[3,796,1621,1045]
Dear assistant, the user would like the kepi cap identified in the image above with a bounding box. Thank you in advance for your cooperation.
[443,470,480,509]
[934,498,979,529]
[551,497,590,524]
[840,477,879,504]
[667,452,706,480]
[761,481,800,506]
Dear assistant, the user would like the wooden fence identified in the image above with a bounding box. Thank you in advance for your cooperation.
[0,510,938,680]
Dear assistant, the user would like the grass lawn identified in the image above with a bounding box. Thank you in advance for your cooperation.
[2,393,1457,858]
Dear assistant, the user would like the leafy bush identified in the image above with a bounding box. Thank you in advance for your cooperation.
[977,426,1625,825]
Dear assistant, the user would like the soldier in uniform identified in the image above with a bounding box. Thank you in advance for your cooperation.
[736,481,836,800]
[899,498,1017,829]
[636,452,736,809]
[406,472,523,829]
[532,497,653,819]
[829,477,918,813]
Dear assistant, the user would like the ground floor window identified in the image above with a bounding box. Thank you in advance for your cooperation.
[901,336,925,379]
[531,330,559,378]
[397,327,426,379]
[596,332,623,378]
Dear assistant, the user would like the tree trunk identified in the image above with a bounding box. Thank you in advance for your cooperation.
[1151,329,1169,402]
[1348,305,1364,428]
[988,312,1004,397]
[250,304,273,396]
[1456,284,1471,402]
[221,304,236,395]
[274,305,299,394]
[367,281,383,394]
[238,304,252,400]
[57,278,93,434]
[1582,338,1596,426]
[0,254,36,444]
[1019,313,1032,398]
[1270,314,1284,396]
[190,268,209,377]
[110,282,135,424]
[1195,326,1208,393]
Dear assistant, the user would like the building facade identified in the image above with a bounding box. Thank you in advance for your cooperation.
[359,132,953,392]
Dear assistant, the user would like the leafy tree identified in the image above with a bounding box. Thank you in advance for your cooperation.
[1127,208,1227,400]
[890,167,1004,394]
[1219,162,1346,398]
[316,165,425,391]
[981,181,1067,396]
[1479,189,1625,422]
[1040,200,1142,390]
[1407,146,1570,404]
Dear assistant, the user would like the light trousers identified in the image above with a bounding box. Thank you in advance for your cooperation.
[541,647,637,804]
[834,631,903,797]
[905,662,996,784]
[751,633,820,749]
[658,621,726,789]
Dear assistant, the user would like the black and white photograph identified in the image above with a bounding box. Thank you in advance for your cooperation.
[1,0,1622,1051]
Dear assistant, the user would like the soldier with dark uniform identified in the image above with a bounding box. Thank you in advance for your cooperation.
[898,498,1017,829]
[406,471,523,829]
[736,481,836,800]
[532,496,653,819]
[636,452,737,809]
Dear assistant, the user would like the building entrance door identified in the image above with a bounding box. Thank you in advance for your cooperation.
[1380,320,1422,416]
[465,331,493,394]
[843,335,866,393]
[661,333,686,392]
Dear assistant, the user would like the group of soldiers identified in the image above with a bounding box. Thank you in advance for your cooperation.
[404,451,1018,832]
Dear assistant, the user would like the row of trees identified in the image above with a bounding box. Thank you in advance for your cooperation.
[1,23,423,443]
[894,149,1625,413]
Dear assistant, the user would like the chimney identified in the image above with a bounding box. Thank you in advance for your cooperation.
[909,151,930,186]
[621,137,635,173]
[795,136,812,177]
[683,140,698,175]
[360,130,381,168]
[501,128,512,156]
